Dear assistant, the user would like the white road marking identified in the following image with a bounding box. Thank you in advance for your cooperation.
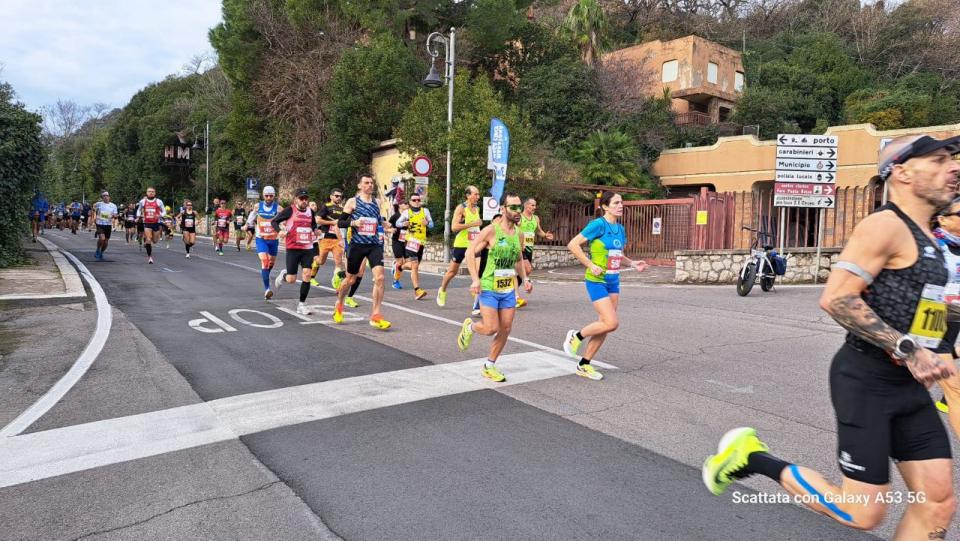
[188,311,238,333]
[0,248,112,438]
[0,350,583,488]
[227,309,283,329]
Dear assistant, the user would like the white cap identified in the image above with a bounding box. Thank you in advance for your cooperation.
[263,185,276,196]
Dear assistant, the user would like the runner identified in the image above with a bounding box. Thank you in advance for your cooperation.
[272,188,317,314]
[395,193,434,300]
[162,206,175,249]
[930,197,960,423]
[562,191,648,381]
[516,198,554,307]
[389,202,408,290]
[437,186,482,307]
[69,200,82,234]
[334,174,391,329]
[135,209,145,250]
[123,203,138,244]
[338,201,363,309]
[178,200,198,258]
[233,202,247,251]
[456,193,530,382]
[29,191,48,243]
[213,200,233,255]
[92,192,118,261]
[247,186,280,299]
[135,188,166,264]
[311,190,346,289]
[81,200,92,232]
[703,135,960,539]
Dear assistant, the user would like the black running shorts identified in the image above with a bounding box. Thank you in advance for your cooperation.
[286,248,315,275]
[347,243,384,274]
[451,247,467,264]
[830,344,951,485]
[96,225,112,239]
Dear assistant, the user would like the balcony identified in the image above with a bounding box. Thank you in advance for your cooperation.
[674,112,740,136]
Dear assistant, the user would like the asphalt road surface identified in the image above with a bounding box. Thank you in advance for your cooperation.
[4,228,932,540]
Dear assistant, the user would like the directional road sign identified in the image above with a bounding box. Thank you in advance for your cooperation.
[774,170,836,183]
[775,183,836,196]
[776,134,839,148]
[776,146,837,159]
[773,194,836,208]
[776,158,836,172]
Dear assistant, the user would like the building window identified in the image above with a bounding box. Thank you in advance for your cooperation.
[662,60,678,83]
[735,71,745,91]
[707,62,718,84]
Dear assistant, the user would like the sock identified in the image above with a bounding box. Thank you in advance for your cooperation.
[517,276,523,287]
[311,260,319,278]
[579,358,590,366]
[185,244,191,254]
[261,269,271,290]
[299,281,310,302]
[337,270,346,279]
[485,360,495,368]
[745,452,789,482]
[575,331,584,341]
[349,276,363,297]
[146,244,152,256]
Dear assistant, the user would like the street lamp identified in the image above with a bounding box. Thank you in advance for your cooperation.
[192,122,210,233]
[423,28,455,263]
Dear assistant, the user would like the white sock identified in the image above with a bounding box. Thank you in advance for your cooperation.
[484,360,495,369]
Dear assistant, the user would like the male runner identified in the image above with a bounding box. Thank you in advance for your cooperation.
[136,187,166,264]
[81,201,92,231]
[703,134,960,539]
[178,200,198,258]
[123,204,137,243]
[92,192,118,261]
[272,188,317,314]
[517,198,554,307]
[233,202,247,251]
[162,206,175,248]
[437,186,482,307]
[247,186,280,299]
[389,202,408,289]
[69,200,82,234]
[456,193,531,382]
[311,190,346,289]
[30,192,48,242]
[334,174,391,329]
[395,193,434,300]
[213,200,233,255]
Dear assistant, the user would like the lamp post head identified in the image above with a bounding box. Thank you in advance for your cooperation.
[422,63,443,88]
[192,140,202,150]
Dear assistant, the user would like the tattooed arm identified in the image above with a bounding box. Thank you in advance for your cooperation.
[820,211,956,385]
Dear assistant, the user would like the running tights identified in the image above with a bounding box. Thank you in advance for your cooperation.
[145,244,152,256]
[349,275,363,297]
[300,281,310,302]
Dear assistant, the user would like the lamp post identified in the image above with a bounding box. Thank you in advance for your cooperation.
[193,121,210,234]
[423,28,455,263]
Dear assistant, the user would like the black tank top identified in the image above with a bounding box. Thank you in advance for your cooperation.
[181,211,197,229]
[846,203,949,356]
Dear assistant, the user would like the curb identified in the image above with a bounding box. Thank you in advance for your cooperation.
[0,238,86,301]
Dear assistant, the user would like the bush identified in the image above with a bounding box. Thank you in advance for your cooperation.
[0,82,44,267]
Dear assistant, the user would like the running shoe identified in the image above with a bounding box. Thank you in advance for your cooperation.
[274,270,287,291]
[472,296,481,316]
[369,314,391,330]
[246,245,252,251]
[94,250,101,259]
[297,302,312,315]
[392,280,402,290]
[185,253,191,259]
[563,330,582,358]
[415,288,427,300]
[237,245,241,251]
[576,363,603,381]
[217,250,224,256]
[310,278,320,287]
[516,297,527,308]
[937,395,949,414]
[436,289,447,307]
[702,427,768,496]
[148,257,154,264]
[344,297,359,308]
[333,302,345,324]
[332,272,343,290]
[481,364,506,382]
[457,318,474,351]
[264,289,274,300]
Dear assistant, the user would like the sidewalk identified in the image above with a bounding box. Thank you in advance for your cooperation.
[0,236,85,301]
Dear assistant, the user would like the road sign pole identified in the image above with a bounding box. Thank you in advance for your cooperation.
[778,207,786,254]
[813,208,825,284]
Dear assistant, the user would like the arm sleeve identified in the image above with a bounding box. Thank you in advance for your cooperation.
[579,219,602,242]
[396,210,410,228]
[246,210,257,228]
[337,211,351,229]
[270,206,293,231]
[425,209,434,229]
[135,199,144,218]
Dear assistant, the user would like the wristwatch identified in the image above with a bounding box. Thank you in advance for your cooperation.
[892,335,918,361]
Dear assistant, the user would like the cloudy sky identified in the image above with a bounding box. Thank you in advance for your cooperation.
[0,0,223,112]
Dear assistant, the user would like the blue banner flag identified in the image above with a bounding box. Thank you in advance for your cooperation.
[489,118,510,203]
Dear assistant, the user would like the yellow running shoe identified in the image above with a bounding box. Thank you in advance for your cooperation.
[331,272,343,290]
[576,363,603,381]
[333,302,344,324]
[702,427,769,496]
[415,288,427,300]
[936,395,949,414]
[344,297,359,308]
[394,266,402,281]
[516,297,527,308]
[457,318,474,351]
[369,314,391,330]
[310,278,320,287]
[563,330,582,358]
[482,363,506,382]
[436,289,447,307]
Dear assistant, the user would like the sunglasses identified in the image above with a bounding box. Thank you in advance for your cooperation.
[941,211,960,218]
[410,199,421,202]
[505,204,522,212]
[297,196,309,200]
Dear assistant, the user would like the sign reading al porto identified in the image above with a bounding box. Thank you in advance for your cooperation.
[162,131,192,167]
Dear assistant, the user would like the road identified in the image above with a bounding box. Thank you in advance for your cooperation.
[0,229,907,540]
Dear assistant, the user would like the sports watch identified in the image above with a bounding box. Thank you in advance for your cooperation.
[892,335,918,361]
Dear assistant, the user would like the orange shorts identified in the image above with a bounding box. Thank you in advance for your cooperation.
[319,238,343,259]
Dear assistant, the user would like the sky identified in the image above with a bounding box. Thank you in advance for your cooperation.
[0,0,223,113]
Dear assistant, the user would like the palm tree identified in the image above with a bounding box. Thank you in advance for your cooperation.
[571,130,644,188]
[562,0,608,66]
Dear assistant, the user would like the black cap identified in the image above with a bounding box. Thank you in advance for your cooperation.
[879,135,960,181]
[295,188,309,198]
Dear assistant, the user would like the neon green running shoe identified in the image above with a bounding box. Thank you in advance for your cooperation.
[332,272,343,290]
[481,364,506,382]
[436,289,447,307]
[576,363,603,381]
[457,318,474,351]
[310,278,320,287]
[344,297,359,308]
[936,395,949,414]
[702,427,769,496]
[563,330,582,358]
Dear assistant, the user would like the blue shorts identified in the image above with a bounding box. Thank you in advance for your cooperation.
[256,238,279,256]
[585,279,620,302]
[479,290,517,310]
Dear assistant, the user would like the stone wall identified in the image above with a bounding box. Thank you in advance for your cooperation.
[675,247,841,284]
[384,243,577,269]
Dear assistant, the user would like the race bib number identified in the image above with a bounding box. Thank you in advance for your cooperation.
[259,223,274,235]
[145,208,157,219]
[357,217,377,236]
[405,237,422,252]
[523,231,535,245]
[398,230,407,242]
[468,227,480,242]
[296,226,313,244]
[184,218,194,228]
[217,218,227,228]
[493,269,517,293]
[606,249,624,274]
[99,210,112,220]
[909,284,947,348]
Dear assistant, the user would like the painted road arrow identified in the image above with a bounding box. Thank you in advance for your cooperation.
[774,194,836,208]
[775,183,836,196]
[776,146,839,159]
[774,171,835,183]
[776,134,839,148]
[776,158,836,172]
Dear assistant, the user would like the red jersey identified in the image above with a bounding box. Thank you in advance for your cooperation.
[284,206,315,250]
[215,208,233,230]
[139,198,164,224]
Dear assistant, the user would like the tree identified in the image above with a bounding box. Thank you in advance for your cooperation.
[844,87,932,130]
[517,55,603,150]
[561,0,608,66]
[570,130,656,193]
[0,81,44,266]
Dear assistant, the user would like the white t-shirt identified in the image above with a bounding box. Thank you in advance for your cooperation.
[93,202,118,226]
